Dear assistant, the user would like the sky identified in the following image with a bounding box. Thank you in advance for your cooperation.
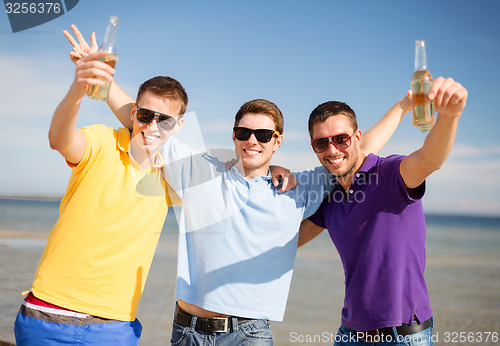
[0,0,499,216]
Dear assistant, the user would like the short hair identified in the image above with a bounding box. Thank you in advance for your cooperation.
[136,76,188,115]
[234,99,284,135]
[308,101,358,138]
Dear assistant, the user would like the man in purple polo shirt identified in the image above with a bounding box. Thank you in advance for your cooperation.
[298,77,468,345]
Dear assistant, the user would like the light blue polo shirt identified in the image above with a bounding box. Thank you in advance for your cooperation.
[162,137,333,321]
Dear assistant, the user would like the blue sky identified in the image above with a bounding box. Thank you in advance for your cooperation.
[1,1,499,216]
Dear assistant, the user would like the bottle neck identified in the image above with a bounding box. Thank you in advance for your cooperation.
[100,16,119,54]
[414,41,428,71]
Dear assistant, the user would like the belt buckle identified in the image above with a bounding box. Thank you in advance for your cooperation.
[212,316,229,333]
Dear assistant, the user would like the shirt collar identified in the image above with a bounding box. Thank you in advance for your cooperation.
[119,127,165,169]
[230,166,273,183]
[357,153,379,174]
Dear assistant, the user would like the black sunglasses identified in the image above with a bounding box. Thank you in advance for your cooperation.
[233,127,280,143]
[135,106,181,131]
[311,131,356,153]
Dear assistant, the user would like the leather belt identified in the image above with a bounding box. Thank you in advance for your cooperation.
[353,317,433,341]
[174,304,254,333]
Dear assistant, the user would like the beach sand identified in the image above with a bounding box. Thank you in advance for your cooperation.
[1,230,499,345]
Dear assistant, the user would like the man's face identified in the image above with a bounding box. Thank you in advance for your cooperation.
[232,113,282,178]
[311,114,362,180]
[130,90,183,155]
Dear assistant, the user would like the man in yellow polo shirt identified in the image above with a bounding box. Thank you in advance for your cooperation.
[14,49,187,345]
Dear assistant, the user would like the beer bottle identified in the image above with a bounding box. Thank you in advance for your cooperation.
[87,16,119,101]
[411,40,435,132]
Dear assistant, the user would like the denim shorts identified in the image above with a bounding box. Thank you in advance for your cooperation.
[170,317,273,345]
[14,303,142,345]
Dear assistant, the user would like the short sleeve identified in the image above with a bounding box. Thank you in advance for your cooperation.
[379,155,425,204]
[308,202,327,229]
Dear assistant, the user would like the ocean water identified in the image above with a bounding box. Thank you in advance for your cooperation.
[1,197,500,257]
[0,197,179,236]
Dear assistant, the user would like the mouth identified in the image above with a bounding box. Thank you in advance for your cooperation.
[142,132,160,144]
[243,148,261,157]
[325,156,345,167]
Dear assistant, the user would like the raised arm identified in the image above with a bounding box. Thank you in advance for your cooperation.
[298,219,325,247]
[63,24,134,131]
[49,50,115,164]
[361,92,412,156]
[400,77,467,189]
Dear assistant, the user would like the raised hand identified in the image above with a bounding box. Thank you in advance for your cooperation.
[428,77,468,120]
[69,50,115,100]
[63,24,98,65]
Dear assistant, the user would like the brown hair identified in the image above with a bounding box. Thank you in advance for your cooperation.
[136,76,188,115]
[234,99,284,134]
[308,101,358,138]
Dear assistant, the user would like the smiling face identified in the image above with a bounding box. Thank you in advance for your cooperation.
[311,114,363,186]
[232,113,282,180]
[129,90,183,160]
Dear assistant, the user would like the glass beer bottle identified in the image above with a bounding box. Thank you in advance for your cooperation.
[411,40,435,132]
[87,16,119,101]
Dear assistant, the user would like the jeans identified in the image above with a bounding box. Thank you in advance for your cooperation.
[170,317,273,345]
[333,323,434,346]
[14,307,142,345]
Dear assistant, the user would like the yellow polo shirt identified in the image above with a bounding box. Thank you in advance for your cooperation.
[31,125,172,321]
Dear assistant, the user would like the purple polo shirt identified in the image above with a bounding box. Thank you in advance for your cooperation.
[309,154,432,331]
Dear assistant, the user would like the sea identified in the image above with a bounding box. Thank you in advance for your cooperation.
[1,197,499,252]
[1,197,500,345]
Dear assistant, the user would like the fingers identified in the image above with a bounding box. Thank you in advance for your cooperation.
[78,51,115,80]
[278,176,287,193]
[63,29,78,47]
[428,77,468,116]
[71,24,86,45]
[90,32,98,49]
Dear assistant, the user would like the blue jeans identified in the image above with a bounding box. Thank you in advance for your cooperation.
[333,324,434,346]
[170,318,273,345]
[14,306,142,345]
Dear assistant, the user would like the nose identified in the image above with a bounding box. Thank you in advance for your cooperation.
[246,133,259,144]
[324,140,340,154]
[147,116,160,129]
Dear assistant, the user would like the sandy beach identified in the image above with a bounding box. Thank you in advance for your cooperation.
[1,227,500,345]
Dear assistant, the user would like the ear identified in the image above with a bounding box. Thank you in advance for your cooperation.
[273,134,283,152]
[130,103,137,123]
[232,130,236,145]
[172,117,184,134]
[354,129,362,146]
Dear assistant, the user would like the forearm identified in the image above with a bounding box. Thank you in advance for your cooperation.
[298,219,325,247]
[48,88,82,152]
[361,95,411,155]
[417,115,459,173]
[107,81,134,130]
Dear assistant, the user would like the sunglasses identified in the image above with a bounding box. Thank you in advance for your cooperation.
[135,106,180,131]
[233,127,280,143]
[311,131,356,153]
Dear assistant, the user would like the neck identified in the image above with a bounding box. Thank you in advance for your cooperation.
[235,161,270,180]
[337,154,367,192]
[130,144,159,171]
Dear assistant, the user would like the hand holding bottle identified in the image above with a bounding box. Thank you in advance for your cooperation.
[427,77,467,121]
[68,50,115,100]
